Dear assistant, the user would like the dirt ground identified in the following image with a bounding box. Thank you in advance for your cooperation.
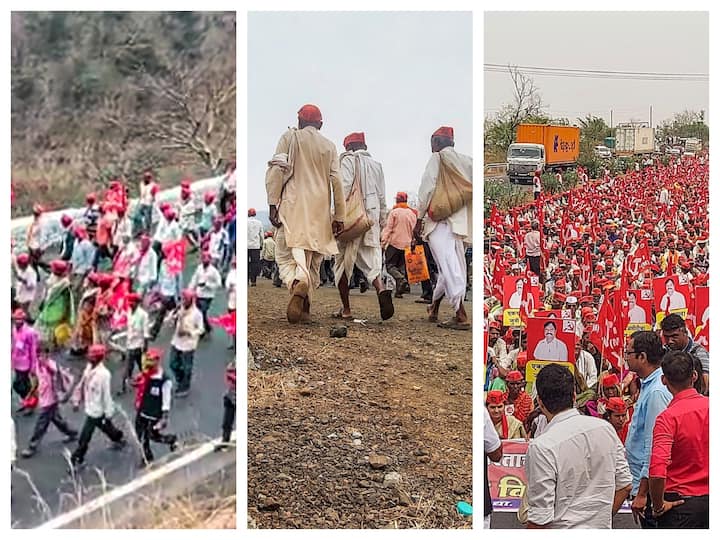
[247,279,473,529]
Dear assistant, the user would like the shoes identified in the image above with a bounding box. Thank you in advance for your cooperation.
[360,282,369,293]
[394,291,404,299]
[175,389,190,398]
[62,432,79,444]
[111,439,127,451]
[20,447,37,459]
[214,442,234,453]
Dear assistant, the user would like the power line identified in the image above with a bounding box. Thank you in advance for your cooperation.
[484,63,708,77]
[484,64,708,81]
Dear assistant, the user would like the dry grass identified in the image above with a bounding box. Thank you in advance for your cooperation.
[137,494,236,529]
[247,369,303,408]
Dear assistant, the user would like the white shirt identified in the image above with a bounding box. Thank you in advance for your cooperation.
[508,291,523,309]
[575,350,598,389]
[170,306,204,352]
[140,182,155,206]
[126,307,151,350]
[189,264,222,299]
[155,220,182,244]
[526,409,632,528]
[659,188,670,205]
[659,291,687,312]
[137,249,158,285]
[339,150,388,247]
[247,217,264,250]
[484,407,502,455]
[208,229,229,260]
[226,268,237,311]
[627,305,647,324]
[417,147,473,243]
[74,363,115,419]
[14,265,38,304]
[532,338,569,362]
[113,216,132,247]
[179,199,197,230]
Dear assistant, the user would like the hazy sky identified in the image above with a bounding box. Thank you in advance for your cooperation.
[485,11,708,127]
[248,11,472,210]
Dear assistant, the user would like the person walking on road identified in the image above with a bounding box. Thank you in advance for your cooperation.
[69,344,127,469]
[216,361,236,452]
[21,344,78,458]
[381,191,417,299]
[169,289,204,397]
[119,293,151,395]
[248,208,264,286]
[11,309,39,415]
[189,252,223,338]
[132,348,177,465]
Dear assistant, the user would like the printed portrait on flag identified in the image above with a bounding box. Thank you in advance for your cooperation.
[525,317,577,381]
[653,275,690,324]
[622,289,653,335]
[502,275,540,327]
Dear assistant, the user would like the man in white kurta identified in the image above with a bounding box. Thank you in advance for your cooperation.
[533,321,569,362]
[416,126,472,329]
[265,104,346,323]
[334,132,394,320]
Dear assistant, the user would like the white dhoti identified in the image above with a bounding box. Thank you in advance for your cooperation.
[427,221,467,311]
[275,227,323,301]
[333,237,382,287]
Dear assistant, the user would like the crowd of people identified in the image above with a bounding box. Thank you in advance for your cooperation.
[252,104,473,329]
[484,155,709,529]
[11,165,238,469]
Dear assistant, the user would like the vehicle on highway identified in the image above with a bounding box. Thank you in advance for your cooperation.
[593,145,612,159]
[507,124,580,184]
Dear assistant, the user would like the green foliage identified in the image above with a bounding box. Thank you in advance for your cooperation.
[657,110,709,144]
[484,178,532,217]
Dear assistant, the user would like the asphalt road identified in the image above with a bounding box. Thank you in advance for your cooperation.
[490,510,639,529]
[11,254,235,529]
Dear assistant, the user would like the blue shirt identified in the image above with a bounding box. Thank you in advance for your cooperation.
[158,262,181,299]
[624,367,672,495]
[70,239,97,275]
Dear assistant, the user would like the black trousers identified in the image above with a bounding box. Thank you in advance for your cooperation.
[420,241,438,299]
[124,348,143,384]
[248,249,261,283]
[196,297,213,334]
[222,395,236,443]
[71,415,124,465]
[135,414,177,462]
[29,404,77,448]
[527,255,541,277]
[658,493,709,529]
[385,245,407,290]
[150,295,177,339]
[13,369,31,400]
[170,347,195,392]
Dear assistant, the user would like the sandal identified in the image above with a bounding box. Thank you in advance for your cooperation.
[437,318,471,331]
[332,309,353,320]
[287,281,309,323]
[378,290,395,320]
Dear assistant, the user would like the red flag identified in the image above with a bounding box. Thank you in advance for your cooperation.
[593,294,624,371]
[209,311,236,336]
[695,320,709,351]
[491,250,506,300]
[109,279,131,330]
[163,239,187,276]
[580,248,592,294]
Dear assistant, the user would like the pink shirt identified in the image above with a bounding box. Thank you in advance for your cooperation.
[35,358,73,409]
[381,206,417,250]
[11,324,38,372]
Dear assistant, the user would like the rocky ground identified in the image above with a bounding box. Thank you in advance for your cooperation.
[247,279,473,529]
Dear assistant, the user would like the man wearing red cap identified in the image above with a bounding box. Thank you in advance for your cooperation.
[59,214,76,261]
[247,208,264,287]
[82,193,101,241]
[486,390,526,439]
[119,293,151,394]
[13,252,39,315]
[27,204,46,273]
[132,348,177,464]
[138,171,157,233]
[69,225,97,298]
[135,234,158,295]
[265,104,346,323]
[169,289,204,396]
[70,344,126,468]
[260,230,278,285]
[506,370,533,423]
[189,251,223,337]
[178,186,199,249]
[334,132,394,320]
[416,126,473,330]
[381,191,417,298]
[11,309,39,414]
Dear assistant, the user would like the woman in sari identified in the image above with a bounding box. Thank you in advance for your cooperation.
[36,260,75,349]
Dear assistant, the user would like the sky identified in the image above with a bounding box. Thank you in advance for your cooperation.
[484,11,709,128]
[247,11,472,210]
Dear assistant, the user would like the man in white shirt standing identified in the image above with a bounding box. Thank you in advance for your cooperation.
[169,289,205,397]
[532,320,569,362]
[135,234,158,296]
[70,344,126,468]
[525,364,631,528]
[247,208,264,287]
[574,341,598,390]
[13,252,38,315]
[208,217,230,270]
[189,252,223,338]
[139,171,157,233]
[119,293,151,395]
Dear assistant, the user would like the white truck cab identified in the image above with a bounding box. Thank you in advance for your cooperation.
[507,143,545,184]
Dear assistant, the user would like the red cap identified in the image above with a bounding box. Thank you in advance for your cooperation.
[516,351,528,368]
[489,321,501,331]
[204,192,215,203]
[16,253,30,265]
[396,192,408,203]
[33,203,44,214]
[486,390,506,405]
[182,288,196,301]
[592,288,601,295]
[146,348,163,361]
[127,293,142,305]
[298,104,322,123]
[88,344,107,359]
[606,397,627,414]
[159,202,171,212]
[13,308,26,320]
[86,193,96,204]
[248,208,256,217]
[180,179,192,189]
[554,292,567,303]
[579,296,593,304]
[432,126,454,140]
[343,132,365,148]
[164,208,176,219]
[506,370,523,383]
[50,260,69,274]
[602,374,620,387]
[581,307,595,320]
[61,214,73,227]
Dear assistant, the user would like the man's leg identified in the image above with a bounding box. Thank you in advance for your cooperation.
[135,414,155,462]
[183,351,195,392]
[71,416,99,465]
[221,395,236,443]
[23,406,54,455]
[50,405,78,439]
[98,416,125,445]
[13,370,31,402]
[121,348,142,393]
[169,347,185,392]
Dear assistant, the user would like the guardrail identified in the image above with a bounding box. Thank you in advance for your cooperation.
[11,174,227,254]
[484,162,508,176]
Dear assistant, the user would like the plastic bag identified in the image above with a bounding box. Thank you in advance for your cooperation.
[405,245,431,284]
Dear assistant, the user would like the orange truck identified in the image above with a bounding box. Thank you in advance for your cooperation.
[507,124,580,183]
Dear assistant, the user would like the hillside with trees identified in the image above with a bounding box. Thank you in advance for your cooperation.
[11,11,236,216]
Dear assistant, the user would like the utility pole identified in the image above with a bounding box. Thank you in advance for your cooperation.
[610,109,613,130]
[650,105,653,128]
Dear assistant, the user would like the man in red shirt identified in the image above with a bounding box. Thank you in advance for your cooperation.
[506,370,533,424]
[649,350,709,528]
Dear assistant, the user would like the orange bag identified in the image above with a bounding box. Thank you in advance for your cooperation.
[404,245,431,284]
[428,154,472,222]
[336,155,373,243]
